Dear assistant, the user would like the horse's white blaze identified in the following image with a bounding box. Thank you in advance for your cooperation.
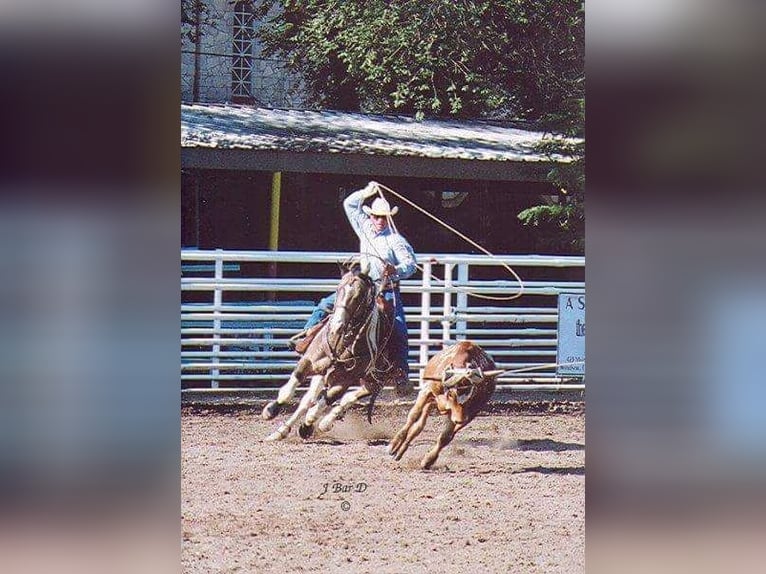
[329,284,349,331]
[329,305,346,330]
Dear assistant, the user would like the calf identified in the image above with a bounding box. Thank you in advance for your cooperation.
[389,341,499,469]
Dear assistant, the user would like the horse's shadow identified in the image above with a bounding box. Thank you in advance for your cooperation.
[514,465,585,476]
[302,438,345,446]
[289,438,391,447]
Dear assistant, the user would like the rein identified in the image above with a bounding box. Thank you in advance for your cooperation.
[323,273,395,380]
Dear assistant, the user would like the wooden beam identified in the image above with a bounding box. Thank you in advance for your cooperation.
[182,148,556,183]
[267,171,281,296]
[269,171,281,251]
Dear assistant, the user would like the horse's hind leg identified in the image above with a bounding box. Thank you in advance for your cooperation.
[302,383,343,435]
[301,395,328,438]
[317,386,371,432]
[265,375,324,441]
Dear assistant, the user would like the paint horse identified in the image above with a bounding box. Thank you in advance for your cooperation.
[262,259,399,441]
[389,341,500,469]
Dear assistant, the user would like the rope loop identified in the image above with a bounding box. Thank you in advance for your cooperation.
[369,182,525,301]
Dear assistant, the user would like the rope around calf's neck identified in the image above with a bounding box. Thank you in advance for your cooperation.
[373,183,525,302]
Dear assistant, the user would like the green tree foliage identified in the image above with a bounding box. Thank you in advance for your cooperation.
[254,0,583,122]
[250,0,584,252]
[517,97,584,254]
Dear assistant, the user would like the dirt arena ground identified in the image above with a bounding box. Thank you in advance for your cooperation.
[182,400,584,573]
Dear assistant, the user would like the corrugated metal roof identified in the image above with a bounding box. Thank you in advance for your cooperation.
[181,103,570,163]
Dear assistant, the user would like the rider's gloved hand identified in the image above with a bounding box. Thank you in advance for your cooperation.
[362,181,380,198]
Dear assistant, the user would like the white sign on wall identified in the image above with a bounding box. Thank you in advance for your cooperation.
[557,292,585,377]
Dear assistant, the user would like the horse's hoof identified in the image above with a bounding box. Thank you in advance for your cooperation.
[298,423,314,440]
[318,418,333,433]
[265,431,284,442]
[262,401,281,420]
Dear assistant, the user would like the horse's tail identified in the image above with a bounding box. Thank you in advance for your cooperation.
[366,385,382,424]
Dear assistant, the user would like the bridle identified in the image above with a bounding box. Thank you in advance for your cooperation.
[323,268,395,379]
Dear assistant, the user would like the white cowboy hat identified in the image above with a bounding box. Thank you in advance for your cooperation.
[363,197,399,217]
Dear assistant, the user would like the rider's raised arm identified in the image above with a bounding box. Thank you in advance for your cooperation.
[343,183,376,239]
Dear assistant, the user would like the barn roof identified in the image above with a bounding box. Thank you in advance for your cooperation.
[181,103,575,181]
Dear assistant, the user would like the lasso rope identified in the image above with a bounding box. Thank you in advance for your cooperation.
[428,361,585,384]
[372,182,525,301]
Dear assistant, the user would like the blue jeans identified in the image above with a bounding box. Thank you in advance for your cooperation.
[304,290,408,373]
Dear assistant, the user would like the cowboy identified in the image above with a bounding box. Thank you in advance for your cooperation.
[295,181,416,395]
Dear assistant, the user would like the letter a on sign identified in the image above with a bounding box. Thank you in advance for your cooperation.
[557,293,585,377]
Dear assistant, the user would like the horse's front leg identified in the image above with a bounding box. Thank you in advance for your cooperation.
[317,386,371,433]
[262,356,324,420]
[301,384,339,437]
[300,368,346,437]
[262,373,302,420]
[265,375,324,441]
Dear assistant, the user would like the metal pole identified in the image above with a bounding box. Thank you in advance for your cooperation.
[442,263,453,345]
[419,260,432,387]
[457,263,468,339]
[194,175,200,246]
[267,172,281,300]
[269,172,281,252]
[212,250,222,388]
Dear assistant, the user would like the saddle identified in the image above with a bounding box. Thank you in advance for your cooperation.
[291,318,328,355]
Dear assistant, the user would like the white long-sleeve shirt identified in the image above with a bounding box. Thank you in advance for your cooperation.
[343,188,417,283]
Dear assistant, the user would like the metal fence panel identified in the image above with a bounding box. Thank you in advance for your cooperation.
[181,249,585,392]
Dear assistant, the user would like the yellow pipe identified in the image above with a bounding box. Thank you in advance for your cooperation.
[269,172,281,251]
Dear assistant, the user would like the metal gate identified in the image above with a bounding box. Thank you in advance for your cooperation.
[181,249,585,392]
